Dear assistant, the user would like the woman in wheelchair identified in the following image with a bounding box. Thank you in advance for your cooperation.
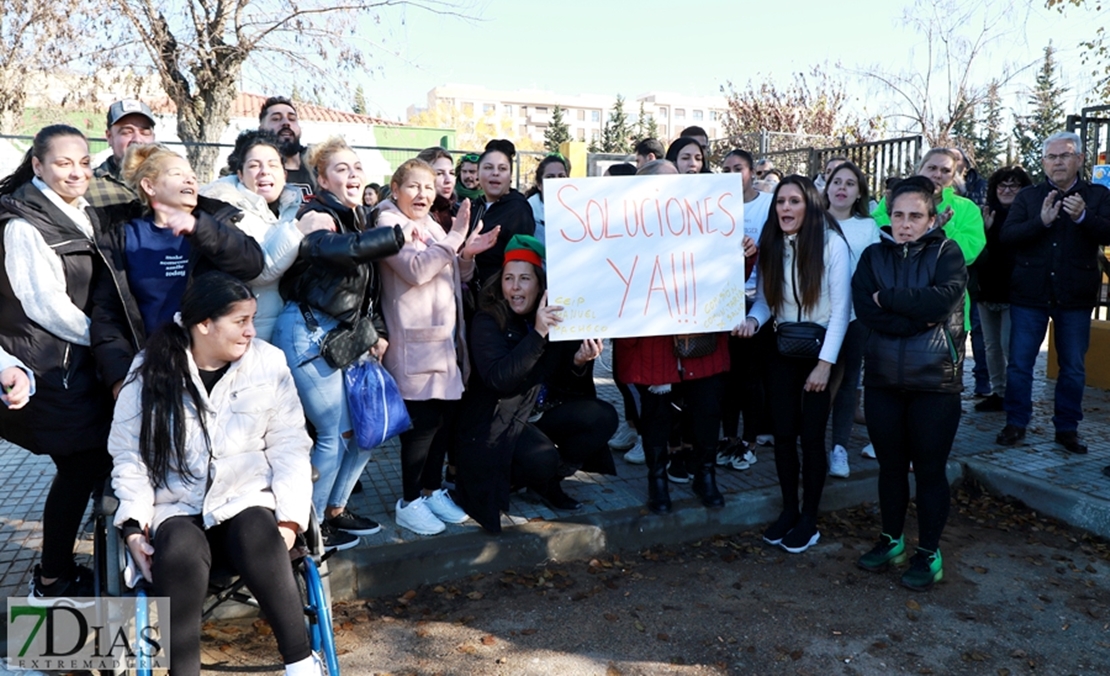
[108,271,322,676]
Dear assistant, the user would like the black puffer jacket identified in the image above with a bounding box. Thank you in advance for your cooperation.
[998,179,1110,308]
[279,190,404,335]
[852,227,967,393]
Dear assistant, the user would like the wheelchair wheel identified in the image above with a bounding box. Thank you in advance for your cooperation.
[300,556,340,674]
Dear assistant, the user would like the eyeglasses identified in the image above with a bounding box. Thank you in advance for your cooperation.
[997,183,1022,193]
[1044,152,1079,162]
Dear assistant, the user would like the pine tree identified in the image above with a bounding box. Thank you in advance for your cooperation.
[1013,45,1069,180]
[353,85,367,115]
[974,81,1006,176]
[633,100,656,142]
[595,95,633,153]
[544,105,571,153]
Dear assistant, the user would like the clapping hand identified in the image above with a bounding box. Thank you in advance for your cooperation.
[1041,190,1062,225]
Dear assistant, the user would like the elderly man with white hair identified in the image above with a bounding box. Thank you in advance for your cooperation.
[996,131,1110,455]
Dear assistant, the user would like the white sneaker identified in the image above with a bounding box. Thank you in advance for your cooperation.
[395,497,445,535]
[860,443,876,459]
[608,423,638,451]
[623,440,645,464]
[756,434,774,447]
[425,488,469,524]
[285,652,324,676]
[733,447,757,470]
[829,445,850,478]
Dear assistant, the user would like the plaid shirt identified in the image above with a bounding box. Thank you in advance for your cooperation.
[85,156,139,209]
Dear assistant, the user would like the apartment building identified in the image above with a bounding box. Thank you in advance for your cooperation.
[407,84,729,147]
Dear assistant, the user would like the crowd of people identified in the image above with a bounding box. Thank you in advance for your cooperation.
[0,95,1108,673]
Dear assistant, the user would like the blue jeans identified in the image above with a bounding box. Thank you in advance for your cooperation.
[969,302,991,395]
[1003,304,1091,432]
[271,302,352,518]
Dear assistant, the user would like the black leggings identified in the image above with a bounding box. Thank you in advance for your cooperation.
[767,352,831,518]
[721,319,774,442]
[400,399,457,502]
[41,449,112,579]
[636,375,722,463]
[865,388,962,552]
[511,399,618,489]
[152,507,311,676]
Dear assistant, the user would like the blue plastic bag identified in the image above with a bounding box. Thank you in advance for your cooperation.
[344,356,412,448]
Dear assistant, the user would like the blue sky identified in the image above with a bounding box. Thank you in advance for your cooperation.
[294,0,1104,127]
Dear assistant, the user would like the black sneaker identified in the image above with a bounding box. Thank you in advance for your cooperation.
[780,518,820,554]
[538,482,583,511]
[326,508,382,535]
[973,394,1004,412]
[28,564,96,608]
[995,424,1026,446]
[762,510,800,546]
[320,521,360,551]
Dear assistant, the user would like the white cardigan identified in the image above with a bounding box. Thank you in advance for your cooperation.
[747,227,851,364]
[109,339,313,533]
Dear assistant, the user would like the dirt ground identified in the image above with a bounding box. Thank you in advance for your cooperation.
[197,481,1110,675]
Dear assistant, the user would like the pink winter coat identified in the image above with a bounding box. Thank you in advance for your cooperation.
[376,200,474,401]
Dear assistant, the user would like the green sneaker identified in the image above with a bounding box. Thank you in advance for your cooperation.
[857,533,907,572]
[901,548,944,591]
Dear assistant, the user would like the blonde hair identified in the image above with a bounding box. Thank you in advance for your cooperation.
[121,144,186,209]
[305,136,354,179]
[390,158,435,191]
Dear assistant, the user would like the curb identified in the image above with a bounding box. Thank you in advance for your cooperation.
[328,460,966,600]
[964,458,1110,541]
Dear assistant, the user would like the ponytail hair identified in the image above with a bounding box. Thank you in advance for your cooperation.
[135,272,255,487]
[121,143,185,211]
[0,125,87,197]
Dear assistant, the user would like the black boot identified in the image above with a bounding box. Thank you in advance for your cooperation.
[645,443,672,514]
[692,458,724,508]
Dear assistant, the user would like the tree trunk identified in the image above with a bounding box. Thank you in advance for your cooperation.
[174,71,238,183]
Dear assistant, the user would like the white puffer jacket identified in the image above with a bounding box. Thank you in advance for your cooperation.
[109,339,313,534]
[199,175,304,341]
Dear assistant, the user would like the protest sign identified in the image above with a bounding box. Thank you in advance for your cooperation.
[545,174,747,341]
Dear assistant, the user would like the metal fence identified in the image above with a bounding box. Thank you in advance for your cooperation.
[1066,106,1110,320]
[761,135,923,196]
[0,134,544,191]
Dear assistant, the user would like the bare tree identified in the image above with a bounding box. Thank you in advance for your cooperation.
[720,66,883,149]
[857,0,1027,146]
[107,0,465,179]
[1047,0,1110,103]
[0,0,86,133]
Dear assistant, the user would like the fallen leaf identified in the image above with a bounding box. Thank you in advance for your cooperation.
[520,628,537,635]
[656,633,669,641]
[467,591,483,600]
[603,613,619,622]
[457,644,477,654]
[634,621,646,632]
[481,635,496,645]
[401,590,417,601]
[906,599,921,611]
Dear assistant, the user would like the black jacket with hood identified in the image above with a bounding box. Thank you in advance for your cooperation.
[851,226,967,393]
[468,189,536,287]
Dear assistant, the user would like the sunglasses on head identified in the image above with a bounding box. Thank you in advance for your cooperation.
[461,153,480,163]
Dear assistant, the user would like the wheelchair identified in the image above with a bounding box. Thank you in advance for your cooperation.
[91,481,341,675]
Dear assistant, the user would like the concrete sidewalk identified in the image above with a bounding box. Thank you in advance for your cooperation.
[1,343,1107,606]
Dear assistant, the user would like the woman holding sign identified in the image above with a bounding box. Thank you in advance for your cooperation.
[613,159,731,515]
[455,235,617,532]
[737,175,851,554]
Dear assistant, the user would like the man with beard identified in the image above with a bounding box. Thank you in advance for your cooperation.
[259,96,316,201]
